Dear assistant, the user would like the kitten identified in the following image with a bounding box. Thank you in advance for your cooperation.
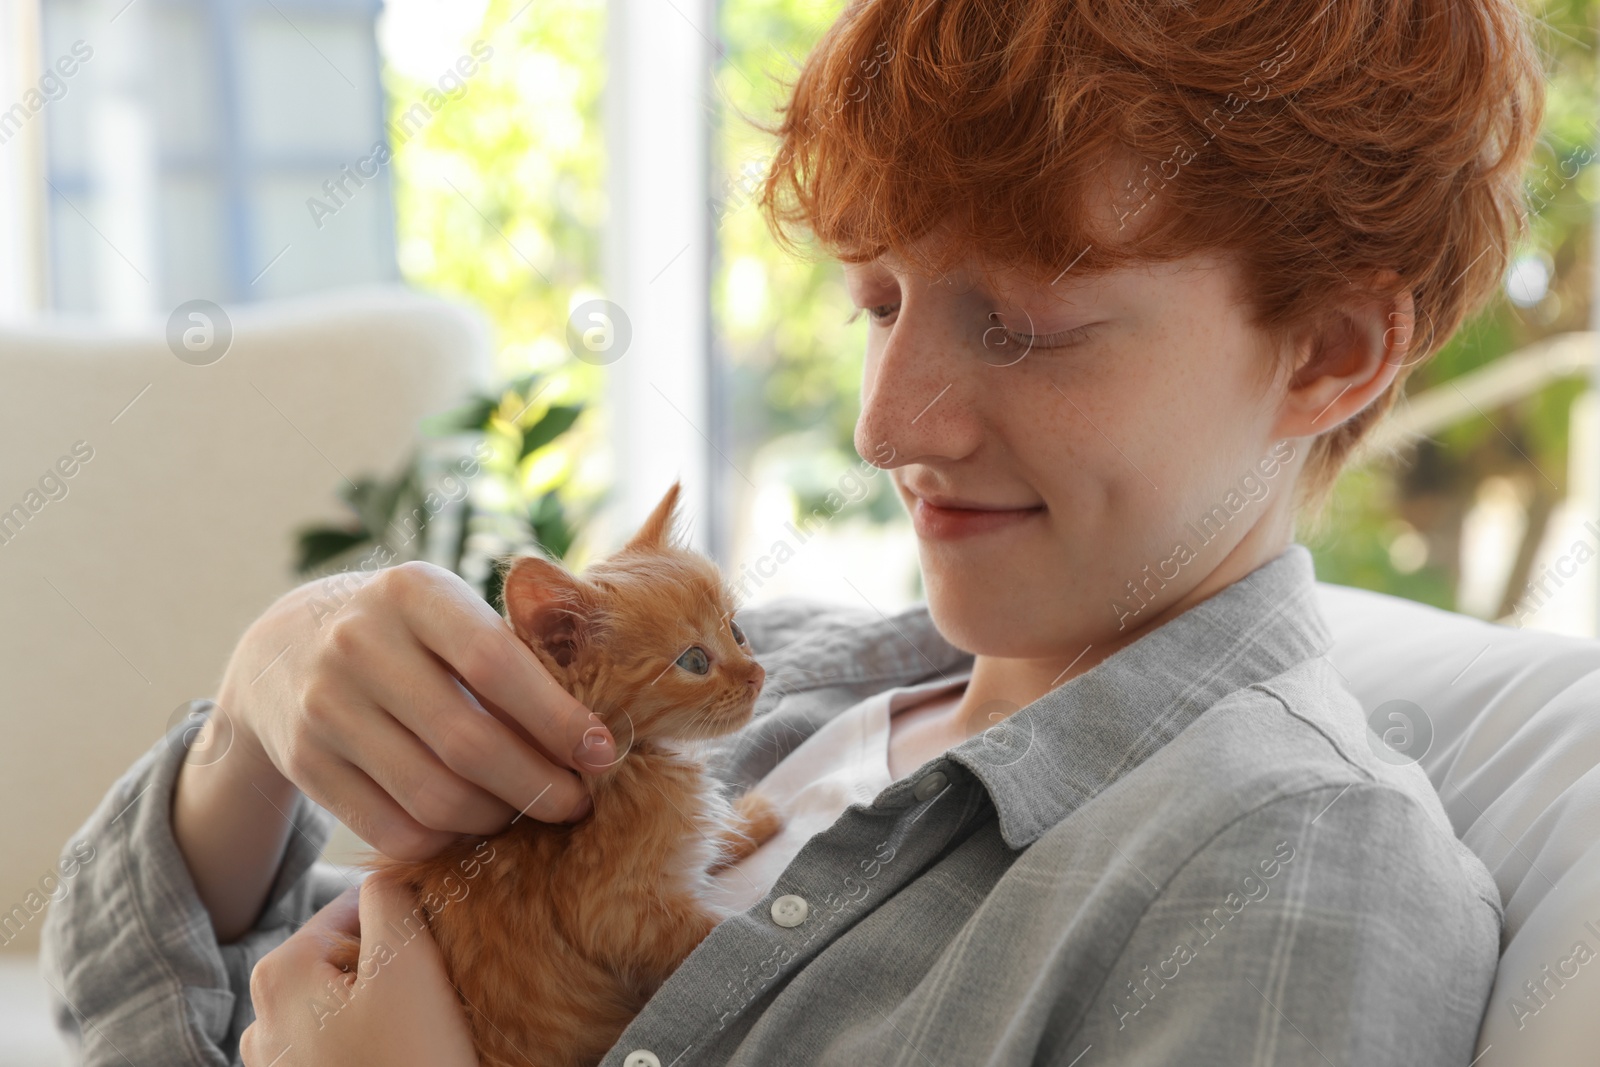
[327,482,782,1067]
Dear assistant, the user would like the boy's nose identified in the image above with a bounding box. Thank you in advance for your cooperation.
[854,319,984,471]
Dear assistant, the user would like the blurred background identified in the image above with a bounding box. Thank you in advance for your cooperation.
[0,0,1596,1060]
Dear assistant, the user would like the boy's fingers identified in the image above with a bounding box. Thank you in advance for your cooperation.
[302,885,363,952]
[294,749,461,862]
[351,638,591,825]
[355,876,453,985]
[358,874,419,936]
[392,572,616,773]
[349,876,482,1064]
[323,689,523,833]
[252,885,361,1002]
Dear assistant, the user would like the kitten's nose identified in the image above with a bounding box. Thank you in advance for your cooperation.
[746,662,765,691]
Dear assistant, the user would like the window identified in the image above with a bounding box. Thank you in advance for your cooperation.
[38,0,395,317]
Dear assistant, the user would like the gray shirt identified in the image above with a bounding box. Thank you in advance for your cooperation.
[40,543,1502,1065]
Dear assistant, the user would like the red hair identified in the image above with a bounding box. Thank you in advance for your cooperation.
[754,0,1546,509]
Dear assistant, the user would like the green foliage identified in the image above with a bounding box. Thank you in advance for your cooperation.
[1304,463,1458,610]
[526,489,578,559]
[518,405,583,462]
[294,466,427,575]
[293,374,590,604]
[294,526,373,574]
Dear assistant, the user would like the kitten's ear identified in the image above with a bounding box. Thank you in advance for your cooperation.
[624,481,683,551]
[501,556,600,668]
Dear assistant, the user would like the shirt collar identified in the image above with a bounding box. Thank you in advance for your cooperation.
[757,543,1332,849]
[949,542,1332,847]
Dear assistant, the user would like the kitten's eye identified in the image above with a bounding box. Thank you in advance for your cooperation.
[729,619,746,646]
[675,646,710,675]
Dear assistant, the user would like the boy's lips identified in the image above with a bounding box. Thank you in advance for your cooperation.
[907,490,1047,541]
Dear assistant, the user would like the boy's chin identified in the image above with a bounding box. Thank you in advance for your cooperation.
[921,576,1062,659]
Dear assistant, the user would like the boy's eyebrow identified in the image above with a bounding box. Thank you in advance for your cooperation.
[847,255,971,290]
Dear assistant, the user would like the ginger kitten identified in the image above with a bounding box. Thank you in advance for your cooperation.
[328,483,781,1066]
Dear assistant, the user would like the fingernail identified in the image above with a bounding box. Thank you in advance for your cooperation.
[567,792,593,822]
[572,725,615,768]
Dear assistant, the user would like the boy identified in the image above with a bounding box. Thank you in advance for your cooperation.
[43,0,1541,1063]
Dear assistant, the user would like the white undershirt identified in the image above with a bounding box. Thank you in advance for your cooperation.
[707,671,973,914]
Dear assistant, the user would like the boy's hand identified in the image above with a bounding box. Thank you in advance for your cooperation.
[174,561,615,940]
[227,561,612,851]
[241,881,480,1067]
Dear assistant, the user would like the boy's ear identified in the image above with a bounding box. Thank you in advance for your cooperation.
[1274,279,1412,439]
[501,556,600,668]
[624,481,683,551]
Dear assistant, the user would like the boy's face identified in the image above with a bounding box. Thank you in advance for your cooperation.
[846,232,1305,660]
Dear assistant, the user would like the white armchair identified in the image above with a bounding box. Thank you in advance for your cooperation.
[0,285,492,958]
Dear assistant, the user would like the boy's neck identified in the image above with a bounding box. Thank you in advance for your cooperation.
[952,519,1294,741]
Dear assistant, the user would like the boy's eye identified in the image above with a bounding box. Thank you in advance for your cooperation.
[729,619,746,645]
[984,312,1094,354]
[846,302,898,326]
[1002,324,1093,350]
[676,646,711,675]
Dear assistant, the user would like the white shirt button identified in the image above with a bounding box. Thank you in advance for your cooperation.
[913,769,949,801]
[770,893,810,927]
[623,1051,661,1067]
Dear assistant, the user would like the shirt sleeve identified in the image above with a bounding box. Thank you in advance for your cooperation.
[39,709,357,1066]
[1067,782,1501,1067]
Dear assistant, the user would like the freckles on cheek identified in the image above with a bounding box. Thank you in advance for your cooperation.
[1038,374,1150,490]
[1020,404,1117,522]
[1126,324,1234,449]
[1025,316,1205,497]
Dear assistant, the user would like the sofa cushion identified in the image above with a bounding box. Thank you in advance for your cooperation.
[1317,581,1600,1059]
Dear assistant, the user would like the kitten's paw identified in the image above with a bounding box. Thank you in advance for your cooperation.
[708,790,784,873]
[738,790,784,847]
